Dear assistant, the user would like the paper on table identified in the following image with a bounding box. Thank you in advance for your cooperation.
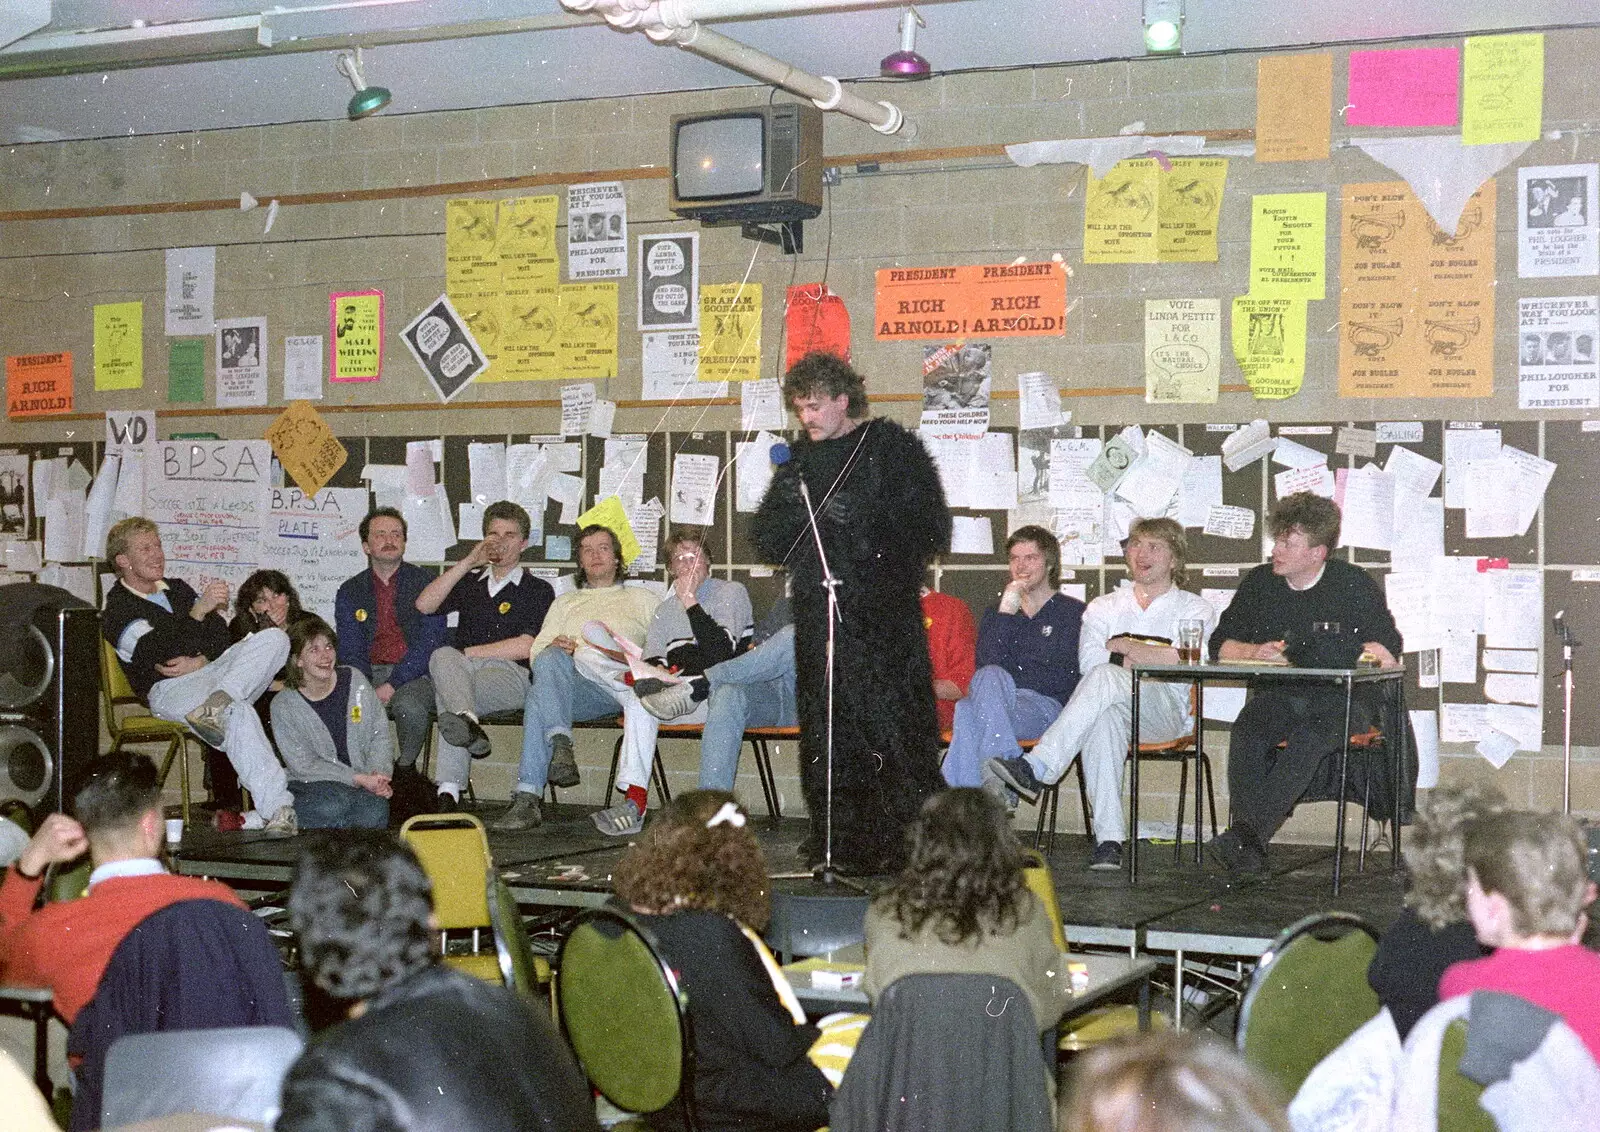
[1410,710,1441,788]
[1391,492,1444,574]
[1018,373,1065,430]
[1483,648,1539,673]
[951,516,995,555]
[1384,445,1443,497]
[590,400,615,439]
[1204,505,1255,539]
[1440,702,1487,743]
[561,383,595,437]
[669,452,719,526]
[458,502,485,541]
[1338,464,1393,551]
[735,432,778,513]
[1270,436,1326,468]
[1484,568,1542,649]
[1221,420,1276,471]
[1335,427,1378,458]
[1385,571,1437,653]
[1443,428,1500,507]
[548,472,585,524]
[1274,464,1334,500]
[1177,455,1222,528]
[1440,628,1479,684]
[1486,703,1542,751]
[1475,728,1519,769]
[468,442,507,506]
[1485,672,1540,705]
[741,378,786,432]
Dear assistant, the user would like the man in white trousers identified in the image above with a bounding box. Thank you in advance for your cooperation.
[986,517,1215,871]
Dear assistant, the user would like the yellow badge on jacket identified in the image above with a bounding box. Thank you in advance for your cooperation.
[355,608,368,622]
[498,601,512,614]
[923,615,933,630]
[351,704,362,723]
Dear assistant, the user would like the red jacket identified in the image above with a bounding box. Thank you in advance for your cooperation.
[922,590,977,732]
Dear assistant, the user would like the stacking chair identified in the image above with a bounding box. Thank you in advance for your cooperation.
[1437,1017,1496,1132]
[1236,911,1381,1099]
[762,890,870,962]
[400,812,501,984]
[100,1024,303,1128]
[487,870,549,999]
[101,639,193,825]
[557,907,698,1130]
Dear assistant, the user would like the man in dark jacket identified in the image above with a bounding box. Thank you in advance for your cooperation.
[278,832,599,1132]
[334,508,447,795]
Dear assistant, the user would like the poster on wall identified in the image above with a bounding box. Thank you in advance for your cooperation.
[1144,299,1220,404]
[697,283,762,382]
[567,181,627,280]
[920,342,991,441]
[146,439,272,594]
[6,352,73,418]
[497,195,559,288]
[215,316,267,407]
[265,399,349,497]
[94,302,143,391]
[284,335,323,400]
[400,294,488,402]
[329,290,383,382]
[1518,164,1599,278]
[0,451,29,537]
[1231,296,1307,400]
[638,233,699,331]
[1517,296,1600,409]
[555,283,620,379]
[641,330,726,402]
[260,485,367,622]
[164,246,216,337]
[873,262,1066,341]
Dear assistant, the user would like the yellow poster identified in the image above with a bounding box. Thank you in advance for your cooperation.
[1084,160,1160,264]
[265,399,348,497]
[1338,180,1497,398]
[698,283,763,382]
[94,302,143,390]
[445,199,501,294]
[1250,193,1327,299]
[1255,54,1333,163]
[575,494,641,564]
[555,283,619,379]
[1232,296,1307,400]
[495,284,560,381]
[497,195,559,287]
[1462,33,1544,145]
[330,290,383,383]
[1157,158,1228,263]
[1144,299,1220,404]
[454,292,504,373]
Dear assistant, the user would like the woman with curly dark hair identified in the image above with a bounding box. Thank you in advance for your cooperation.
[613,790,835,1132]
[865,787,1071,1036]
[232,569,305,638]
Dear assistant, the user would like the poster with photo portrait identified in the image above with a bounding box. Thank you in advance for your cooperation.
[1518,164,1599,278]
[1517,295,1600,410]
[567,181,628,280]
[637,232,698,331]
[214,316,267,408]
[401,295,489,403]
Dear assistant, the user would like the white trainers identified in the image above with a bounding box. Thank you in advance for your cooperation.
[591,800,644,837]
[185,690,233,748]
[264,805,298,837]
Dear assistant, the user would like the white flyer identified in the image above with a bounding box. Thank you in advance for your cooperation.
[1517,295,1600,410]
[641,331,726,401]
[669,452,719,526]
[741,378,786,432]
[567,181,627,280]
[1017,372,1065,430]
[1518,164,1599,278]
[214,316,268,408]
[164,246,215,337]
[283,335,324,400]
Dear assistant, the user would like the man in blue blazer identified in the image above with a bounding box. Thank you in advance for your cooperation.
[335,508,446,795]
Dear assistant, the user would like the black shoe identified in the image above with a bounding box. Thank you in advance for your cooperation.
[438,713,493,759]
[1088,841,1123,871]
[433,791,460,813]
[1207,825,1268,873]
[986,755,1044,805]
[547,733,581,789]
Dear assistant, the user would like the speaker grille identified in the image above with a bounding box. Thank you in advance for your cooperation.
[0,724,53,807]
[0,623,52,710]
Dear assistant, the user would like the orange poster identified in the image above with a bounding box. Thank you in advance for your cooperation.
[1255,54,1333,163]
[6,352,73,418]
[1339,181,1496,398]
[874,262,1066,341]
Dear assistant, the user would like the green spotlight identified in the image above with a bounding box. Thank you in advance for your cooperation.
[335,49,390,121]
[1142,0,1183,54]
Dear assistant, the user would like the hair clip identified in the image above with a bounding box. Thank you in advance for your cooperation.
[706,802,746,829]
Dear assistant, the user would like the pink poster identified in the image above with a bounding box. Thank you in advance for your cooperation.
[1346,47,1460,127]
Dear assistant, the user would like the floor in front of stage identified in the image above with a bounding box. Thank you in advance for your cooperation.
[175,797,1408,957]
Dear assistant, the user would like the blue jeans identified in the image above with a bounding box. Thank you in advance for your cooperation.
[941,665,1063,787]
[516,648,624,792]
[700,626,798,791]
[288,779,389,829]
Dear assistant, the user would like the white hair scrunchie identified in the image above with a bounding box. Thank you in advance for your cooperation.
[706,802,746,829]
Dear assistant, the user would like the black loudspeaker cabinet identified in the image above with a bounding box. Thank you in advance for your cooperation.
[0,596,100,815]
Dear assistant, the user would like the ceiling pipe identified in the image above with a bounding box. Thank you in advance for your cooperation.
[563,0,910,134]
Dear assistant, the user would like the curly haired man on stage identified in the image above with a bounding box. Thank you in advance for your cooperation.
[752,352,951,875]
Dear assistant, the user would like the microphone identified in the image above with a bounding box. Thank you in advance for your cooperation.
[770,441,791,466]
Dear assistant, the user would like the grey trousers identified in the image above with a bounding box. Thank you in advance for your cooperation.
[427,647,528,789]
[369,665,434,769]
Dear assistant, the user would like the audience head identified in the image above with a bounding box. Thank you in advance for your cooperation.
[879,787,1029,948]
[283,615,338,691]
[1063,1031,1288,1132]
[1127,517,1188,588]
[72,752,163,857]
[612,791,770,931]
[106,517,164,588]
[1007,525,1062,591]
[235,569,302,632]
[480,501,532,575]
[667,529,712,588]
[783,351,868,419]
[289,831,436,1004]
[1402,781,1510,929]
[359,507,408,569]
[576,524,624,588]
[1463,810,1593,946]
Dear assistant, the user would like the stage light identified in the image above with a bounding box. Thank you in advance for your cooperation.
[1142,0,1183,55]
[880,7,931,81]
[334,49,391,120]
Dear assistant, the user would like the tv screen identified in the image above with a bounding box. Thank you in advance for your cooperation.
[675,115,764,200]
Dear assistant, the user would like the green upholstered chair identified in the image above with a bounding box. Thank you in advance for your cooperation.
[487,871,548,999]
[556,908,695,1128]
[1437,1017,1495,1132]
[1236,911,1381,1099]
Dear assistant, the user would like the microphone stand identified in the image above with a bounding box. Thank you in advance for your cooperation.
[1556,613,1581,814]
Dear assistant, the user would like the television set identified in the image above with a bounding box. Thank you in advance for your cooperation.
[669,102,824,225]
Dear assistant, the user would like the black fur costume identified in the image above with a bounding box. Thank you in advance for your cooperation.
[752,418,951,873]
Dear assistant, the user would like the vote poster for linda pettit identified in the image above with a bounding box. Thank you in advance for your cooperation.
[874,261,1066,340]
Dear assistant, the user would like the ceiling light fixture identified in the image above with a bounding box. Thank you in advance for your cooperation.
[334,48,391,120]
[1142,0,1183,55]
[880,7,930,81]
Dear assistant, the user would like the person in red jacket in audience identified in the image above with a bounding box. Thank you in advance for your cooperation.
[0,752,246,1026]
[921,583,976,733]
